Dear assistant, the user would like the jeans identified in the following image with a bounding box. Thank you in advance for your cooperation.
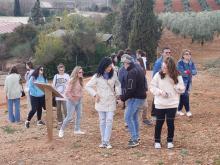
[178,94,190,112]
[98,111,114,144]
[154,108,177,143]
[124,101,128,125]
[27,95,45,121]
[56,100,67,122]
[125,98,145,141]
[8,98,20,122]
[60,99,82,131]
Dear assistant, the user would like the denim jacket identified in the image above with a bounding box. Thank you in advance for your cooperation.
[177,59,197,93]
[152,56,163,77]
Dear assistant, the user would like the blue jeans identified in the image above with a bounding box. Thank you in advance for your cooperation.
[8,98,20,122]
[98,111,114,144]
[125,98,145,141]
[61,99,82,131]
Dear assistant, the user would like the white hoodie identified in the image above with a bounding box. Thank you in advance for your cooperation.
[150,72,185,109]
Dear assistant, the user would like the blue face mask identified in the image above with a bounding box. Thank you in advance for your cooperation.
[103,72,109,80]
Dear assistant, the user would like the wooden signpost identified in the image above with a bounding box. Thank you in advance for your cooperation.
[35,83,63,141]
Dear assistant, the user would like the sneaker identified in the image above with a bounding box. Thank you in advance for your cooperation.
[125,123,128,128]
[128,140,139,148]
[106,144,112,149]
[186,111,192,117]
[176,111,185,116]
[25,121,30,128]
[143,119,153,126]
[37,120,45,126]
[74,130,85,135]
[167,142,174,149]
[99,143,106,148]
[128,138,140,143]
[58,129,64,138]
[58,122,62,125]
[154,142,161,149]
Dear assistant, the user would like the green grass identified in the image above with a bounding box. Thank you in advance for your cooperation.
[131,151,146,157]
[1,125,17,134]
[214,155,220,165]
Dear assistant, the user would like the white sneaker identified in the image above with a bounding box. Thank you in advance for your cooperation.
[106,144,112,149]
[154,143,161,149]
[177,111,185,116]
[167,142,174,149]
[186,111,192,117]
[58,129,64,138]
[74,130,85,135]
[99,143,106,148]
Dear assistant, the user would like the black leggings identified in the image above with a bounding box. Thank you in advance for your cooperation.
[151,99,156,117]
[154,108,177,143]
[27,95,45,121]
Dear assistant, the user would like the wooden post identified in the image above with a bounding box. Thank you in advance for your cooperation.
[45,88,53,141]
[35,83,63,141]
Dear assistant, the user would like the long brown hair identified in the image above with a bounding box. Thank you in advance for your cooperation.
[159,57,179,84]
[69,66,83,88]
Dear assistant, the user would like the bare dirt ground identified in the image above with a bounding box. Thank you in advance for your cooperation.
[0,31,220,165]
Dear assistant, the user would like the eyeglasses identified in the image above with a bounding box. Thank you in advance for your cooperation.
[40,68,44,71]
[165,52,171,54]
[78,71,84,74]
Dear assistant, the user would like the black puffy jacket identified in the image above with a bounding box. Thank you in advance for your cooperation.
[120,63,147,101]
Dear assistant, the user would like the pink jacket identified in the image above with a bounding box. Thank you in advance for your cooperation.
[65,80,83,102]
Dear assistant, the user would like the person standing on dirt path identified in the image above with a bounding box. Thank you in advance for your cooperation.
[24,61,34,112]
[25,66,48,128]
[150,57,185,149]
[4,66,22,123]
[58,66,85,138]
[85,57,121,149]
[52,63,70,125]
[151,47,172,119]
[176,49,197,117]
[120,54,147,148]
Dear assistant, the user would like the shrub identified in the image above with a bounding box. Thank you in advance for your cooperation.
[164,0,173,12]
[159,11,220,44]
[197,0,211,11]
[35,33,64,65]
[216,0,220,5]
[182,0,191,12]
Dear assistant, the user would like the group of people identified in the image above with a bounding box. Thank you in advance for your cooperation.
[4,47,197,149]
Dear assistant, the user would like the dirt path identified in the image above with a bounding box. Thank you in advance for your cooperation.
[0,62,220,165]
[0,30,220,164]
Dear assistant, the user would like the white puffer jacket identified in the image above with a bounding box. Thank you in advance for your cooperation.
[85,72,121,112]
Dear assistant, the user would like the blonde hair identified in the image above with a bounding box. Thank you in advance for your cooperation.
[181,49,191,59]
[69,66,83,88]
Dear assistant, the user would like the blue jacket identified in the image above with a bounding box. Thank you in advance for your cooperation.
[152,56,163,77]
[177,59,197,93]
[29,75,48,97]
[118,66,128,95]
